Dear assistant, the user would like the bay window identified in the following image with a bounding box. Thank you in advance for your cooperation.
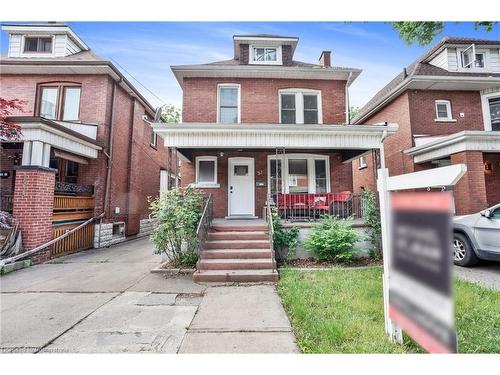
[268,154,330,194]
[217,84,240,124]
[38,83,82,121]
[279,89,322,124]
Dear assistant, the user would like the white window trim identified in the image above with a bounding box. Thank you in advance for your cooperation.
[150,127,158,148]
[216,83,241,124]
[481,91,500,131]
[21,35,55,57]
[267,154,330,195]
[358,156,367,169]
[249,45,282,65]
[434,100,455,122]
[195,156,219,188]
[278,89,323,125]
[456,46,489,71]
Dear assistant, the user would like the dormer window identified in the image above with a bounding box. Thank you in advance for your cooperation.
[459,45,486,69]
[24,37,52,53]
[250,45,282,65]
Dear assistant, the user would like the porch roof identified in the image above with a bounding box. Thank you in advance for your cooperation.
[5,117,102,159]
[405,131,500,163]
[152,123,398,158]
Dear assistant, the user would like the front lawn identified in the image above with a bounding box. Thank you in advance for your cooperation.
[277,267,500,353]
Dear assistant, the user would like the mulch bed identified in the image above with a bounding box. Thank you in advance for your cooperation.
[281,257,383,268]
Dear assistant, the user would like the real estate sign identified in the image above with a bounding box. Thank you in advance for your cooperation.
[388,191,457,353]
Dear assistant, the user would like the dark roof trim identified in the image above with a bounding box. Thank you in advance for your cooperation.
[6,116,103,147]
[0,60,156,117]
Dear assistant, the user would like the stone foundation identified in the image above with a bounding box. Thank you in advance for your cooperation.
[93,222,126,248]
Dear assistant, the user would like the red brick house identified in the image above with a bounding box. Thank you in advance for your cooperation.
[351,37,500,215]
[153,34,398,220]
[0,23,178,262]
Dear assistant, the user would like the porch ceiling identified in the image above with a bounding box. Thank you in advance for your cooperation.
[405,131,500,163]
[152,123,398,152]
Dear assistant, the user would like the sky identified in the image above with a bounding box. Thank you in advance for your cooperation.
[1,22,499,110]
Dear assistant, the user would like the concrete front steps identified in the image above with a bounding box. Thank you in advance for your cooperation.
[193,223,278,283]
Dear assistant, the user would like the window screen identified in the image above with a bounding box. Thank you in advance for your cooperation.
[304,94,319,124]
[219,87,239,123]
[40,87,59,119]
[62,87,81,120]
[281,94,296,124]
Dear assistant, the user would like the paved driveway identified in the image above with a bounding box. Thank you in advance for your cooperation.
[0,237,298,353]
[454,262,500,291]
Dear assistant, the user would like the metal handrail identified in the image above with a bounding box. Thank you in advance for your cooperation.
[266,195,276,271]
[195,194,213,254]
[0,212,104,267]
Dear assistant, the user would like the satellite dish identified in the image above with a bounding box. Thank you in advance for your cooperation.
[154,106,163,122]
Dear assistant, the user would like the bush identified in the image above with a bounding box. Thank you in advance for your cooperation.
[271,208,299,262]
[173,251,199,268]
[362,190,382,260]
[149,186,204,264]
[304,215,358,262]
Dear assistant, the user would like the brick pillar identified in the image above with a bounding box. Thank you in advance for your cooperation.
[450,151,488,215]
[12,167,56,264]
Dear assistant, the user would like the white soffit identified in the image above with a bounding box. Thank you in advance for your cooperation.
[406,131,500,163]
[152,123,398,150]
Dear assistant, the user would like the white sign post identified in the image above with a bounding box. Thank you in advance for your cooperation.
[377,161,467,344]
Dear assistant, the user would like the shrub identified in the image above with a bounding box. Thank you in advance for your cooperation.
[304,215,358,262]
[149,186,204,265]
[271,208,299,263]
[362,190,383,260]
[173,251,199,268]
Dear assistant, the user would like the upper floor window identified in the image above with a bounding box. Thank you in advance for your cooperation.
[24,37,52,53]
[150,127,158,148]
[279,89,322,124]
[38,83,81,121]
[250,45,282,65]
[459,45,486,69]
[358,156,367,169]
[489,97,500,131]
[435,100,454,122]
[217,84,240,124]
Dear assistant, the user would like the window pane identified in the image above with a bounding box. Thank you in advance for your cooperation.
[303,95,318,110]
[436,103,449,118]
[265,48,277,61]
[234,165,248,176]
[40,38,52,52]
[475,54,485,68]
[220,87,238,106]
[254,48,265,61]
[24,38,38,52]
[281,110,296,124]
[281,94,295,109]
[220,107,238,124]
[288,159,308,193]
[304,110,318,124]
[489,98,500,131]
[40,87,58,119]
[66,161,79,184]
[198,160,215,183]
[315,160,327,193]
[62,87,81,120]
[270,159,282,195]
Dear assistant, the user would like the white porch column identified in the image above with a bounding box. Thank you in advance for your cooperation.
[21,141,32,166]
[21,141,51,167]
[42,143,51,168]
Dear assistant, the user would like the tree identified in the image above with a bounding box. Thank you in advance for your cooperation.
[0,98,26,140]
[349,106,360,123]
[392,22,497,46]
[160,104,181,123]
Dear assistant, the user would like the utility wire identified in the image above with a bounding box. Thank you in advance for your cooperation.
[109,57,166,106]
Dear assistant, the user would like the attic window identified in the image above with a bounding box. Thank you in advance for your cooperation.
[254,47,277,62]
[24,37,52,53]
[460,44,485,69]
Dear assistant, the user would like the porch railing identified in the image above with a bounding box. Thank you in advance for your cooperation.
[54,182,94,196]
[272,192,368,221]
[195,194,213,255]
[265,195,277,270]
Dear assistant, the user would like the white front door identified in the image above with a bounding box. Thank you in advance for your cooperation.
[228,157,255,216]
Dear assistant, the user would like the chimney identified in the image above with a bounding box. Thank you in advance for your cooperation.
[319,51,331,67]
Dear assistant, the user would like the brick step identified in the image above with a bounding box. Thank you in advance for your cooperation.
[202,249,273,259]
[204,239,270,249]
[193,269,278,283]
[197,258,274,270]
[210,225,268,232]
[207,231,269,241]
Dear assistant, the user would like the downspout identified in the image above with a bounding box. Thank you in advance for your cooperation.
[345,72,353,124]
[125,98,136,233]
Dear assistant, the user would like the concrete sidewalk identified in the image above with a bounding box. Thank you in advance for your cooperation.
[179,285,299,353]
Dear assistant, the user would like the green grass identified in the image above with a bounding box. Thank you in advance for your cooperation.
[277,267,500,353]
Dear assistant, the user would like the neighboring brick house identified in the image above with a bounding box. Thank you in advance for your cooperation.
[0,23,178,262]
[351,37,500,215]
[153,34,398,220]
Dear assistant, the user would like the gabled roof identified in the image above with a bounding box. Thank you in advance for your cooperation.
[352,36,500,124]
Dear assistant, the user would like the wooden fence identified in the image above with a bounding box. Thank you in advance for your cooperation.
[51,221,95,258]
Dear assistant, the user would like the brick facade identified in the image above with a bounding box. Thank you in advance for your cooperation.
[181,150,353,218]
[352,88,496,214]
[12,167,55,264]
[1,73,170,240]
[182,77,347,124]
